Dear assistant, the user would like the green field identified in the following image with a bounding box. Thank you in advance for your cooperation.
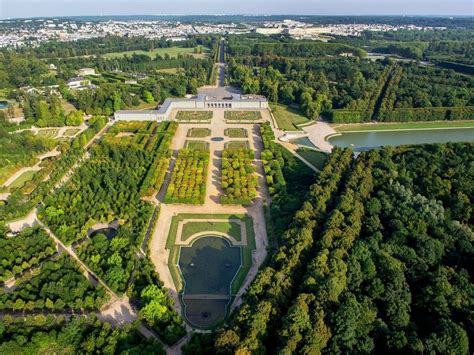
[187,128,211,138]
[157,68,180,74]
[225,111,262,121]
[334,120,474,132]
[271,103,311,131]
[182,221,242,242]
[225,128,248,138]
[296,148,328,170]
[185,140,209,150]
[63,128,81,137]
[176,111,213,122]
[225,141,250,150]
[7,170,38,190]
[102,46,209,59]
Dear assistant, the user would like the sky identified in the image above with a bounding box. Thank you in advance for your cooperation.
[1,0,473,19]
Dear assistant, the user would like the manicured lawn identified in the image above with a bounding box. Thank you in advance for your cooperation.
[185,140,209,150]
[61,99,77,115]
[334,120,474,132]
[182,221,242,241]
[176,111,212,122]
[187,128,211,138]
[225,141,250,150]
[271,103,310,131]
[225,128,248,138]
[8,170,38,190]
[296,148,328,170]
[102,46,209,59]
[157,68,180,74]
[225,111,262,121]
[36,129,59,139]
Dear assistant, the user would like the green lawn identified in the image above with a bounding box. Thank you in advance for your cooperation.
[296,148,328,170]
[334,120,474,132]
[187,128,211,138]
[185,140,209,150]
[225,128,248,138]
[225,141,250,150]
[182,221,242,242]
[271,103,310,131]
[63,128,81,137]
[8,170,38,190]
[225,111,262,121]
[36,129,59,139]
[102,46,209,59]
[157,68,180,74]
[176,111,212,122]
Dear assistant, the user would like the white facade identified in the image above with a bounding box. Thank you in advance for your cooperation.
[114,94,268,122]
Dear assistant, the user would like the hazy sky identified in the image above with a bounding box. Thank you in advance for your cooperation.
[1,0,473,19]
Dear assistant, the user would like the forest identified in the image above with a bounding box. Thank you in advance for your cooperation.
[185,142,473,354]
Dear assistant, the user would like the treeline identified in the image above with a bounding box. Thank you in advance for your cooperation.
[0,314,165,354]
[0,116,107,222]
[0,253,109,311]
[221,148,258,205]
[187,142,473,354]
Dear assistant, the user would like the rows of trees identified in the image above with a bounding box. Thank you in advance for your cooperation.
[0,115,107,222]
[221,148,258,205]
[187,142,473,354]
[0,226,56,282]
[165,149,209,204]
[0,314,165,354]
[0,253,109,311]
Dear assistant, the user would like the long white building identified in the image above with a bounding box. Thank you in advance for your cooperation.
[114,93,268,121]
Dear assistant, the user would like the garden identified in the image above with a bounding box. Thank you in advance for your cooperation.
[221,148,258,205]
[176,111,212,122]
[165,149,209,204]
[187,128,211,137]
[185,140,209,150]
[225,128,248,138]
[224,110,262,121]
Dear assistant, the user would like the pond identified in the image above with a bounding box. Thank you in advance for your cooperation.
[178,236,241,328]
[211,137,224,142]
[328,128,474,152]
[0,101,8,109]
[89,227,118,240]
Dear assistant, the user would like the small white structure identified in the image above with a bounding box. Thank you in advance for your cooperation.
[114,94,269,121]
[78,67,96,76]
[67,77,94,91]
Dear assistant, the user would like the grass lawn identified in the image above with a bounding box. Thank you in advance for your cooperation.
[63,128,81,137]
[225,128,248,138]
[296,148,328,170]
[102,46,209,59]
[271,103,310,131]
[176,111,212,122]
[7,170,38,190]
[187,128,211,138]
[36,129,59,139]
[225,141,250,150]
[185,140,209,150]
[334,120,474,132]
[157,68,180,74]
[181,221,242,242]
[225,111,262,121]
[61,100,77,115]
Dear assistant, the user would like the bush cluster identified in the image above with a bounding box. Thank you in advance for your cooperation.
[221,148,257,205]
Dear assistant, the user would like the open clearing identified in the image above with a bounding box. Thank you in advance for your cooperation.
[271,103,311,131]
[102,46,209,59]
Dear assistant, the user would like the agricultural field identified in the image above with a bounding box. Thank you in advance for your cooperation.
[224,110,262,121]
[102,46,209,59]
[165,149,209,204]
[187,128,211,137]
[176,111,212,122]
[225,128,248,138]
[221,148,258,205]
[271,103,311,131]
[165,213,256,327]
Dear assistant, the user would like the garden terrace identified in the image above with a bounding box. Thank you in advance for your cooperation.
[165,149,209,204]
[225,128,248,138]
[187,128,211,138]
[225,141,250,150]
[175,111,213,122]
[224,111,262,122]
[271,103,311,131]
[184,140,210,150]
[221,148,258,205]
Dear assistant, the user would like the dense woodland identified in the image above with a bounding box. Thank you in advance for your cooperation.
[186,142,473,354]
